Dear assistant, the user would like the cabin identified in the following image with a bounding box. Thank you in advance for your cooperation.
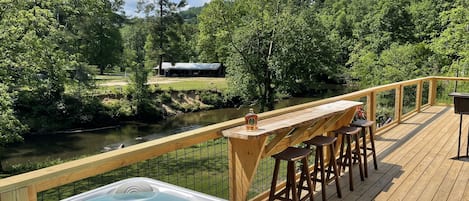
[1,76,469,201]
[156,62,225,77]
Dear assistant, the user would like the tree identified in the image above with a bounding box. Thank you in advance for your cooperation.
[121,19,150,116]
[199,0,338,111]
[196,0,232,63]
[407,0,451,42]
[431,4,469,75]
[0,1,72,104]
[0,84,27,172]
[353,0,415,53]
[63,0,125,75]
[138,0,187,75]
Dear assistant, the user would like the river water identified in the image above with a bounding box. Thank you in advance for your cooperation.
[4,97,325,166]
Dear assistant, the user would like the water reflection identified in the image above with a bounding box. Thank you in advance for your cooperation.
[4,97,316,165]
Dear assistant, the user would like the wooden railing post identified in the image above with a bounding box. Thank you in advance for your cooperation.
[429,78,437,105]
[367,91,377,132]
[416,80,423,112]
[395,85,403,123]
[0,186,35,201]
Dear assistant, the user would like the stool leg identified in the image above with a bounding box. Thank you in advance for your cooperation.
[313,149,320,190]
[346,135,354,191]
[301,158,314,201]
[287,161,299,201]
[286,162,292,200]
[329,143,342,198]
[362,128,368,178]
[319,146,326,201]
[337,134,345,174]
[354,133,365,182]
[269,159,281,201]
[369,127,378,170]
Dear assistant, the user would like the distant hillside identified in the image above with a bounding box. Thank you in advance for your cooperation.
[180,6,203,24]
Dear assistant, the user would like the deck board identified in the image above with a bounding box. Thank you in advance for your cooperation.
[296,106,469,201]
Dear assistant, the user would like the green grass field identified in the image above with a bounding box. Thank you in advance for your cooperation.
[95,75,227,91]
[155,78,227,91]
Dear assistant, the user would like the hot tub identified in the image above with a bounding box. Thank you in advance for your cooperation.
[61,177,227,201]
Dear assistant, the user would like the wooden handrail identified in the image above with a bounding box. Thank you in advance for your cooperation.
[1,76,469,201]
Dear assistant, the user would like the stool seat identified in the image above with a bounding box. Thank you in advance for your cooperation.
[272,147,311,161]
[334,126,361,135]
[269,147,314,201]
[304,135,336,146]
[351,119,374,127]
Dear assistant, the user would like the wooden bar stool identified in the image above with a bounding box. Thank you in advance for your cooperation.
[269,147,314,201]
[351,119,378,178]
[301,136,342,201]
[334,126,364,191]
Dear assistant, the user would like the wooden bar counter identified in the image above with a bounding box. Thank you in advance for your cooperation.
[222,100,362,201]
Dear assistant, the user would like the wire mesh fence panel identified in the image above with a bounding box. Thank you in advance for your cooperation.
[436,80,456,104]
[422,81,429,106]
[403,85,417,115]
[376,89,396,128]
[37,137,229,200]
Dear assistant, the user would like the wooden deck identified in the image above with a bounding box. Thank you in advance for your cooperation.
[314,106,469,201]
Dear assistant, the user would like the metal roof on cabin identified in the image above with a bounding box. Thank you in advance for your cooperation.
[159,62,221,70]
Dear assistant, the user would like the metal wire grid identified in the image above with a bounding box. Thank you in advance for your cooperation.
[37,137,229,200]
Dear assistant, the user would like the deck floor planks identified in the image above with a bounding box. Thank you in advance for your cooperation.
[371,107,452,200]
[402,119,460,201]
[447,162,469,201]
[323,109,435,201]
[385,113,458,201]
[416,112,468,201]
[327,107,448,201]
[310,110,434,201]
[294,106,469,201]
[431,130,467,201]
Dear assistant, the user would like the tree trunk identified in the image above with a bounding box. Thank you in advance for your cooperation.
[99,65,104,75]
[158,0,164,75]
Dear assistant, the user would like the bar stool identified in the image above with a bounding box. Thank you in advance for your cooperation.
[351,119,378,178]
[269,147,314,201]
[334,126,364,191]
[300,136,342,201]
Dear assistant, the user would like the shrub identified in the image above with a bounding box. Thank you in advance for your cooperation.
[158,92,172,104]
[200,91,223,107]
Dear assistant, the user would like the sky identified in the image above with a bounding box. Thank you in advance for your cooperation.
[122,0,211,17]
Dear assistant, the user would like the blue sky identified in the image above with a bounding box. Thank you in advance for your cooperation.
[122,0,211,17]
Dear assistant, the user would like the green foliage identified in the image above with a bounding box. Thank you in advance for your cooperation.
[199,0,339,111]
[102,98,134,119]
[144,34,158,69]
[431,4,469,75]
[350,43,439,88]
[200,91,223,107]
[62,0,125,75]
[344,0,468,88]
[179,6,203,24]
[196,0,232,63]
[0,84,27,146]
[158,91,172,104]
[5,158,66,176]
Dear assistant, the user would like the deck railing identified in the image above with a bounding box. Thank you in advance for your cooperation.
[1,76,469,201]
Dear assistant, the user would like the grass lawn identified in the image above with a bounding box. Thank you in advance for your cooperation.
[95,75,227,92]
[153,77,227,91]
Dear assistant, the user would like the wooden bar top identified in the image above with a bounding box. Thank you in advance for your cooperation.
[449,92,469,98]
[222,100,362,140]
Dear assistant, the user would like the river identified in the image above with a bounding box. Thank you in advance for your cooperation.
[4,97,327,166]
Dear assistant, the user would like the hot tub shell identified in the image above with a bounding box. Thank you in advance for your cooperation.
[61,177,227,201]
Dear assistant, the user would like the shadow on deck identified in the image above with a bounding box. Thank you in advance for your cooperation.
[301,106,469,201]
